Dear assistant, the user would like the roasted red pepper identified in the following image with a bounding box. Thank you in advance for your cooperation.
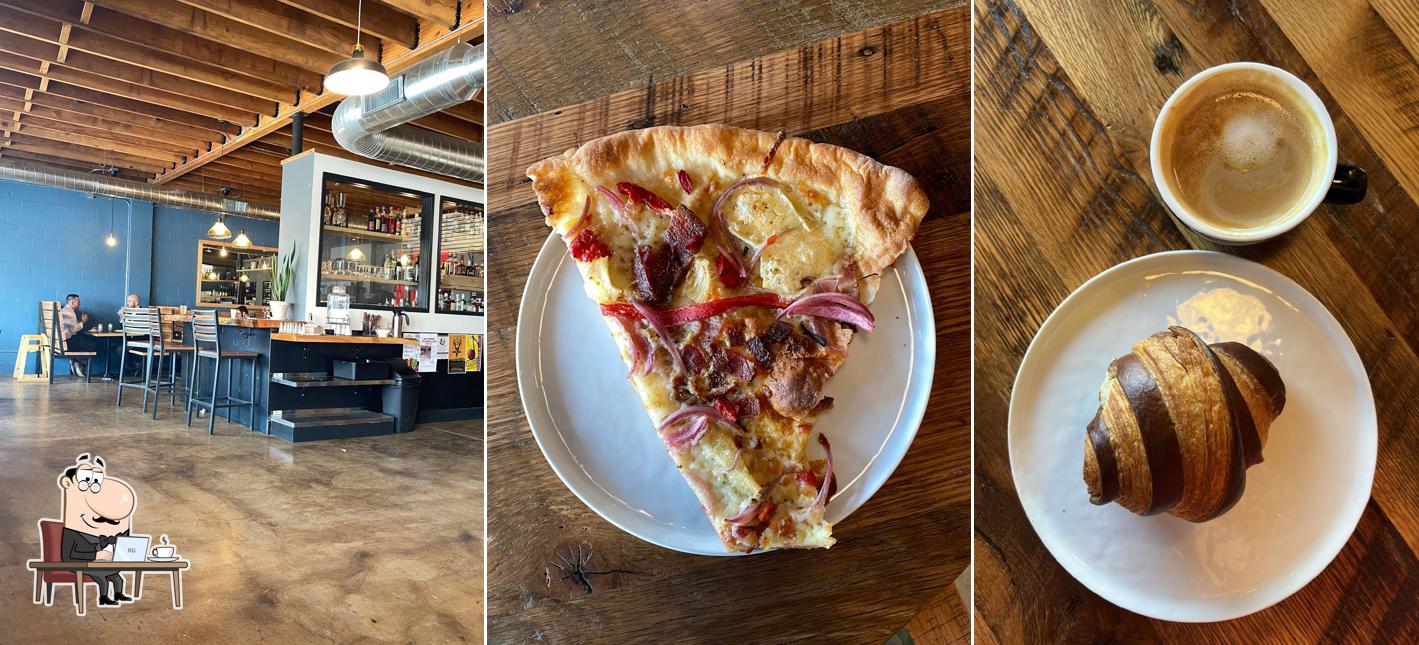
[716,251,745,289]
[568,230,612,262]
[617,181,674,213]
[600,293,789,326]
[713,397,738,424]
[796,470,819,489]
[677,169,693,194]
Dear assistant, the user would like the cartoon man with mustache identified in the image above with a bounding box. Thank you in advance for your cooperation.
[58,453,136,605]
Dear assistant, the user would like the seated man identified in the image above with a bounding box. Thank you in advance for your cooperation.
[117,293,140,317]
[58,294,98,377]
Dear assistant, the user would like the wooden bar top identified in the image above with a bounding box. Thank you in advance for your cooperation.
[271,333,417,346]
[170,315,282,329]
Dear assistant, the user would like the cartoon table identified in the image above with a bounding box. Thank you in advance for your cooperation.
[27,560,189,615]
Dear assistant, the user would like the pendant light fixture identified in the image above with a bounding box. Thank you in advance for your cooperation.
[232,230,253,247]
[347,246,366,262]
[208,213,232,239]
[104,197,118,247]
[324,0,389,96]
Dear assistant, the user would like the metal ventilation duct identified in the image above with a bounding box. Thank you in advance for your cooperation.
[331,42,485,183]
[0,160,280,219]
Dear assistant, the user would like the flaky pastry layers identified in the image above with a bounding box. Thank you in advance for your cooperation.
[1083,326,1286,522]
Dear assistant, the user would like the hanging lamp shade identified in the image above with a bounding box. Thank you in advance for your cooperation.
[232,230,252,248]
[325,44,389,96]
[208,215,232,239]
[347,246,366,262]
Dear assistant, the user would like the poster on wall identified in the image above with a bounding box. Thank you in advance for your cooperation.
[417,333,439,373]
[448,360,466,375]
[467,335,482,372]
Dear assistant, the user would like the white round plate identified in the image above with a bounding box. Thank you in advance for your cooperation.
[518,234,935,555]
[1010,250,1376,621]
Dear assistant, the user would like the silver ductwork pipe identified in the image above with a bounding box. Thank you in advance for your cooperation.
[0,160,280,219]
[332,42,485,182]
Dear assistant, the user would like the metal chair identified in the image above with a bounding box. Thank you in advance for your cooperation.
[118,307,193,418]
[186,310,261,435]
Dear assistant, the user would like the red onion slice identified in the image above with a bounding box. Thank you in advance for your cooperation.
[746,230,787,273]
[779,292,875,332]
[565,195,593,240]
[615,316,652,376]
[595,185,638,235]
[811,433,836,510]
[657,405,733,433]
[662,415,709,450]
[633,301,685,373]
[727,474,785,526]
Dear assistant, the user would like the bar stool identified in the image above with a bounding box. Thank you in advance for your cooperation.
[117,307,193,418]
[186,310,261,435]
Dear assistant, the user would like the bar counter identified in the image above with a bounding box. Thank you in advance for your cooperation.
[180,321,417,442]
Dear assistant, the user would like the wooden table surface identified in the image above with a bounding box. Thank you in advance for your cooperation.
[973,0,1419,641]
[484,2,970,642]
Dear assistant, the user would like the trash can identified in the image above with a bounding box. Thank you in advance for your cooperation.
[382,358,421,433]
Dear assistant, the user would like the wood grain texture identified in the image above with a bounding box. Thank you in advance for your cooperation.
[485,5,970,643]
[486,0,964,123]
[973,0,1419,641]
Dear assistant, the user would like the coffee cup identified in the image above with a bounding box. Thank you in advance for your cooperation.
[1150,62,1366,245]
[151,544,176,559]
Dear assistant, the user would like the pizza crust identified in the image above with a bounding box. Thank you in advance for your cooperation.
[527,124,929,290]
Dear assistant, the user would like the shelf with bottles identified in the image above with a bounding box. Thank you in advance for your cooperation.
[316,173,432,312]
[436,195,485,315]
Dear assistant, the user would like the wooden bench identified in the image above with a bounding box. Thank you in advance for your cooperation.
[39,301,95,383]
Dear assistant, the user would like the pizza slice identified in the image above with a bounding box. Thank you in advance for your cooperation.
[528,125,928,552]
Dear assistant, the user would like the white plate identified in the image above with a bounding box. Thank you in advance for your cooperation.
[518,234,935,555]
[1010,251,1376,621]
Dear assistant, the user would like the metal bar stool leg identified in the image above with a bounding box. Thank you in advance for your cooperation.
[224,360,234,425]
[141,348,153,414]
[248,358,258,431]
[186,354,200,428]
[115,344,126,407]
[208,357,221,436]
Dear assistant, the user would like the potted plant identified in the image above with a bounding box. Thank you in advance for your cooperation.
[268,246,298,320]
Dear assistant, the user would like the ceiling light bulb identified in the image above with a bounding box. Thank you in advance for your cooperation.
[232,230,252,248]
[239,274,250,283]
[219,247,229,257]
[208,217,232,239]
[325,44,389,96]
[105,233,118,248]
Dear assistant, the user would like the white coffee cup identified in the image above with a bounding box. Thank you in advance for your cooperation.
[151,545,176,559]
[1150,62,1365,245]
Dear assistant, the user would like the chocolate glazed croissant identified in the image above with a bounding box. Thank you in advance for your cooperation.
[1083,326,1286,522]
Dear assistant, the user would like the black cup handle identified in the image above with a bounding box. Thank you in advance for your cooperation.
[1325,165,1367,205]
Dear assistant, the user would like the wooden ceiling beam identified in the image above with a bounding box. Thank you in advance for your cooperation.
[48,82,240,133]
[0,148,151,180]
[169,175,280,201]
[374,0,458,27]
[439,99,482,126]
[276,0,417,48]
[207,158,283,182]
[0,6,295,103]
[0,84,234,141]
[153,11,483,184]
[8,114,197,158]
[411,111,482,143]
[91,0,342,73]
[6,134,169,173]
[9,122,184,163]
[6,0,322,92]
[184,165,280,191]
[0,96,210,150]
[0,44,265,122]
[171,0,361,57]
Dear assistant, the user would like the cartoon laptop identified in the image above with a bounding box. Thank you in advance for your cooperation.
[113,535,150,562]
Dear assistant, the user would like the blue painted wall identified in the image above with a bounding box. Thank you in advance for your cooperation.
[150,205,279,309]
[0,178,276,368]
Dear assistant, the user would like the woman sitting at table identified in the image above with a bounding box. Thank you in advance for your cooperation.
[59,294,98,377]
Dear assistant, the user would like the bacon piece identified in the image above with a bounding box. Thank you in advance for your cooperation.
[712,397,738,424]
[712,346,756,383]
[600,294,790,326]
[734,395,761,419]
[666,206,707,253]
[682,345,708,374]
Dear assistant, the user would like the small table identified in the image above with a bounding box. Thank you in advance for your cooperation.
[27,559,189,615]
[86,331,125,379]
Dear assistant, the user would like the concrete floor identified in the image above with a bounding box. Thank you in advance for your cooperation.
[0,377,483,642]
